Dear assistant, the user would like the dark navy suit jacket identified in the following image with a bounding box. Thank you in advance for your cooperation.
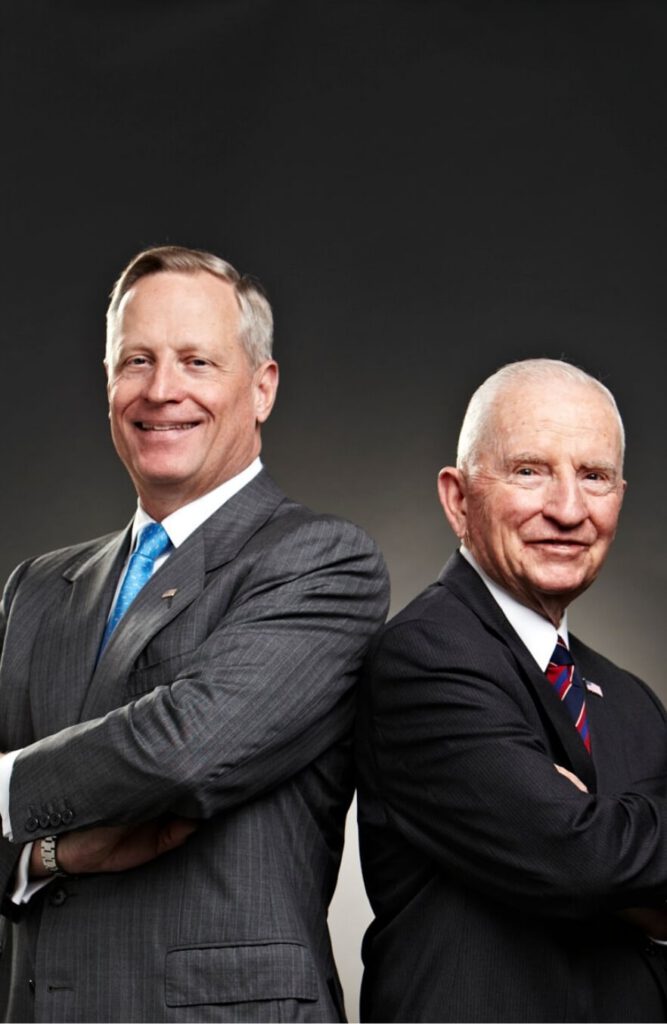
[357,552,667,1022]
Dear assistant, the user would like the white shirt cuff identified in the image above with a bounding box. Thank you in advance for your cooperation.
[10,843,52,905]
[0,749,22,840]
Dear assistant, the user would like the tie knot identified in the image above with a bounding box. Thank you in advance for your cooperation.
[135,522,171,561]
[549,635,573,668]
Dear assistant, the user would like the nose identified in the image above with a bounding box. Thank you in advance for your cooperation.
[143,360,185,404]
[542,473,587,527]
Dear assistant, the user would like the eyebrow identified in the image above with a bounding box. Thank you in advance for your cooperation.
[505,452,546,463]
[505,453,620,475]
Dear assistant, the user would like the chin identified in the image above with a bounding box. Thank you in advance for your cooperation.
[531,574,588,600]
[134,455,195,480]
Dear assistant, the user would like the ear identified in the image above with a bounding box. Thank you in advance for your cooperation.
[438,466,468,540]
[104,359,112,416]
[253,360,279,424]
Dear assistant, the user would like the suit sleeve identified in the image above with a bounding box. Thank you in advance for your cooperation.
[0,562,34,913]
[362,615,667,920]
[6,517,389,842]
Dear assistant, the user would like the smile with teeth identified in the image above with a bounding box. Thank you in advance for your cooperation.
[137,422,198,431]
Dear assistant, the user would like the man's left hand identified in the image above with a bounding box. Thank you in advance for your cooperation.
[29,817,197,878]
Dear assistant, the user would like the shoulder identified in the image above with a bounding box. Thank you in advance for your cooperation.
[368,573,511,678]
[228,470,386,570]
[257,492,387,576]
[3,532,120,594]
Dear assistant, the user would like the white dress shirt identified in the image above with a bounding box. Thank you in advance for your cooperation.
[1,457,262,903]
[459,545,567,670]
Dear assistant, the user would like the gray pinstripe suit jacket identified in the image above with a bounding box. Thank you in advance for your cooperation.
[0,470,389,1023]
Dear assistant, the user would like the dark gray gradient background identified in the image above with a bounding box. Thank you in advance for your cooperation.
[2,1,667,1013]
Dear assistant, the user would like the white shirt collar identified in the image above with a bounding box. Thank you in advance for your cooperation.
[459,546,568,672]
[131,457,263,550]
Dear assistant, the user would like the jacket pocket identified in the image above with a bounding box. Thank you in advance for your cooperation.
[164,940,318,1007]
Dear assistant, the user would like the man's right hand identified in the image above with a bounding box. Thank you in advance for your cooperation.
[29,817,197,878]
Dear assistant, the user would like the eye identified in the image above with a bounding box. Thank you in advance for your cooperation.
[120,354,151,370]
[514,465,545,480]
[509,464,546,488]
[582,469,617,494]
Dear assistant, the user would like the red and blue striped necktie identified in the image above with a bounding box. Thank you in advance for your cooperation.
[546,635,591,754]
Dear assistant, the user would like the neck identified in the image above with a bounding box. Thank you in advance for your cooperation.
[528,595,567,629]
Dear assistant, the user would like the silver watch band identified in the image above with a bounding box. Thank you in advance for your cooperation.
[40,835,62,875]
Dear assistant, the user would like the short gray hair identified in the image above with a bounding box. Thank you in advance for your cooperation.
[106,245,273,369]
[457,358,625,472]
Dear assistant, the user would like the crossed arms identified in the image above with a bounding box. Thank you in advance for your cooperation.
[0,512,389,896]
[360,611,667,934]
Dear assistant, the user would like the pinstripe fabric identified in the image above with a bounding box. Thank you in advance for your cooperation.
[0,471,389,1022]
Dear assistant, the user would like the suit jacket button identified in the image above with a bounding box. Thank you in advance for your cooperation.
[61,809,74,825]
[49,888,67,907]
[38,814,50,829]
[48,813,62,827]
[25,817,39,832]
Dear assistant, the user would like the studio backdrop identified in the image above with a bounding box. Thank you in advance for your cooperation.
[3,2,667,1015]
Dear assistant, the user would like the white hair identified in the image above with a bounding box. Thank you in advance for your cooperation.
[456,358,625,472]
[106,245,273,369]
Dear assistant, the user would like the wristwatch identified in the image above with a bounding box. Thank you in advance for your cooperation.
[40,835,63,875]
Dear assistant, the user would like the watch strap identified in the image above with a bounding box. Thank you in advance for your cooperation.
[40,835,62,875]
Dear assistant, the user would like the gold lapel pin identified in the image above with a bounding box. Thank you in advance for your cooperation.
[161,588,178,600]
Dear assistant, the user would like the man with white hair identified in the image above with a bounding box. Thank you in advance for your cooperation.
[357,358,667,1022]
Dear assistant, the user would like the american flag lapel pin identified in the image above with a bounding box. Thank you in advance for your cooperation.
[584,679,603,697]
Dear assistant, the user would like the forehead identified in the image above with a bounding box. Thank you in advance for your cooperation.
[490,379,623,466]
[113,270,240,341]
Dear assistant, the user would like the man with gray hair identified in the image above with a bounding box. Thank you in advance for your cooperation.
[0,245,389,1022]
[357,358,667,1022]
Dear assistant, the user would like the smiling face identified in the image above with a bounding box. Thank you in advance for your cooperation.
[438,377,626,625]
[106,271,278,519]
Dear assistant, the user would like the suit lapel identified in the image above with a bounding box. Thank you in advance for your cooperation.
[441,553,598,793]
[80,470,287,719]
[29,527,131,736]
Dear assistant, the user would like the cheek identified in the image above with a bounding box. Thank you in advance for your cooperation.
[592,498,622,540]
[108,381,137,416]
[594,514,620,544]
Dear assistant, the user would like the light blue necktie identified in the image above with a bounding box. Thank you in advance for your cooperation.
[99,522,171,652]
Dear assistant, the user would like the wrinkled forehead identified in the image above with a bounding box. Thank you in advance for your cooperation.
[488,379,625,467]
